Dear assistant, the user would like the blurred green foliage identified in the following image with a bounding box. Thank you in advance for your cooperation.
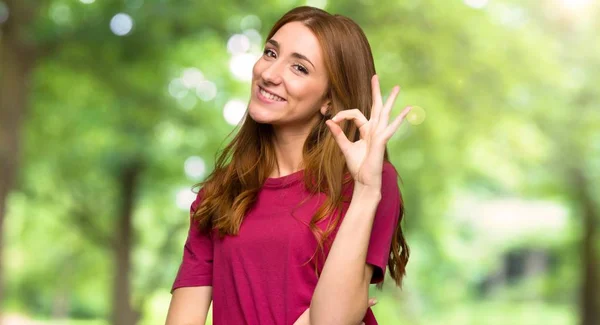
[1,0,599,324]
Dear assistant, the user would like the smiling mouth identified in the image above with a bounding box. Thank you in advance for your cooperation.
[258,86,286,102]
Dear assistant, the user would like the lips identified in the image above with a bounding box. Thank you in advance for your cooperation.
[257,86,287,103]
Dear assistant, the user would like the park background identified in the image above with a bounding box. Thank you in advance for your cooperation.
[0,0,599,324]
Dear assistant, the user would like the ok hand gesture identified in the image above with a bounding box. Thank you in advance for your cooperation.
[325,75,412,190]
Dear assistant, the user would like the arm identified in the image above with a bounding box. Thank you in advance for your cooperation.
[309,186,381,325]
[166,286,213,325]
[167,188,214,325]
[294,297,379,325]
[315,75,410,324]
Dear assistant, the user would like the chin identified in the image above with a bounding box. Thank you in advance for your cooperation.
[247,102,274,124]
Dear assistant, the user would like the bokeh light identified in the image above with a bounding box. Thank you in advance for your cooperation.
[169,68,218,103]
[240,14,261,30]
[227,34,251,54]
[49,3,72,25]
[196,80,218,102]
[407,106,426,125]
[229,53,259,81]
[110,13,134,36]
[223,99,247,125]
[176,188,196,210]
[184,156,206,180]
[243,29,263,47]
[79,0,95,4]
[168,79,188,99]
[181,68,204,88]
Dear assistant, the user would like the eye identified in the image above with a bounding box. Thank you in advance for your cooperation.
[263,48,277,58]
[293,64,309,75]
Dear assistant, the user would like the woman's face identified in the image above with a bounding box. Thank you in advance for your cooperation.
[248,21,329,128]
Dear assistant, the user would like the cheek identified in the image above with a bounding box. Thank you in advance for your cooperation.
[287,80,324,103]
[285,79,307,98]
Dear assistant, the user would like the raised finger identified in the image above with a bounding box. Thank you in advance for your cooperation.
[370,75,383,121]
[380,86,400,128]
[331,109,370,138]
[383,106,412,140]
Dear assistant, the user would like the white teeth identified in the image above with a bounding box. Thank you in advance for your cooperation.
[260,88,285,101]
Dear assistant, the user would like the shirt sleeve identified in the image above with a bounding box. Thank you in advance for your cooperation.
[171,189,213,292]
[365,162,402,284]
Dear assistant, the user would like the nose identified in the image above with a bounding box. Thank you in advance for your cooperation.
[260,61,284,85]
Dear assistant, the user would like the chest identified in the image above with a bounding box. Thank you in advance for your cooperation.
[212,189,338,268]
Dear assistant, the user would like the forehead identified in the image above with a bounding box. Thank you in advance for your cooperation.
[270,22,323,64]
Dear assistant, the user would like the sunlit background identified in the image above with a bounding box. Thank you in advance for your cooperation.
[0,0,599,324]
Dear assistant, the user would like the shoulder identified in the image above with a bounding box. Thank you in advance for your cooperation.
[190,187,206,214]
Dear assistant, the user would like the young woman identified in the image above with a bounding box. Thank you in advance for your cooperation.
[166,6,411,325]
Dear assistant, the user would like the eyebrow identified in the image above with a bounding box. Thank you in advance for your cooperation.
[267,39,315,70]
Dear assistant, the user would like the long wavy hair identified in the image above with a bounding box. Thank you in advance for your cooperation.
[193,6,409,287]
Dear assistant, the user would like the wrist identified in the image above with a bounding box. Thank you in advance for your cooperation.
[352,182,382,202]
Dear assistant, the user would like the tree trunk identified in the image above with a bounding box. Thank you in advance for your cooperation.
[571,168,599,325]
[0,0,36,312]
[111,161,142,325]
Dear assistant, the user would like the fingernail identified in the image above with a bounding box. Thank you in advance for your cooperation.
[372,299,378,305]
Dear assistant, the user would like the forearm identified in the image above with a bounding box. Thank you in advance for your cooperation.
[166,286,212,325]
[309,184,381,325]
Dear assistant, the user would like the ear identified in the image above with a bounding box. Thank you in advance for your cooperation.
[320,99,331,116]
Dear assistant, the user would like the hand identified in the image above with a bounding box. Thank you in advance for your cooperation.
[325,75,412,190]
[293,298,379,325]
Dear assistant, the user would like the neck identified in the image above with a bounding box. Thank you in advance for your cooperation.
[270,128,307,178]
[270,115,321,178]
